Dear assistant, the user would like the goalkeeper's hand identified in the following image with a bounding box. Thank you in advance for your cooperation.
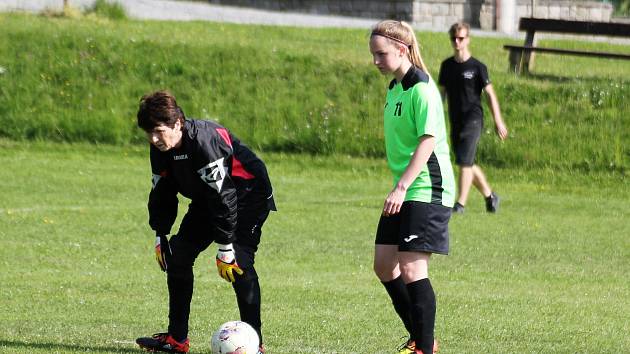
[155,234,171,272]
[215,243,243,282]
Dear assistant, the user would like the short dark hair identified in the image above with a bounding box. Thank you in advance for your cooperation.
[449,22,470,37]
[137,90,184,131]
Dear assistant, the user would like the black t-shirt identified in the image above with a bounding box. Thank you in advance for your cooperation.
[438,56,491,124]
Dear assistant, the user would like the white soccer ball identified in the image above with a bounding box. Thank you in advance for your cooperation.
[210,320,260,354]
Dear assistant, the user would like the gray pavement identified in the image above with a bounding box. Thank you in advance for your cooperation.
[0,0,379,28]
[2,0,628,43]
[0,0,512,36]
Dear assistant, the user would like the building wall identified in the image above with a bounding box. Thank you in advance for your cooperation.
[516,0,612,23]
[208,0,614,30]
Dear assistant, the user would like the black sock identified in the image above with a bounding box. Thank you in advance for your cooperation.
[382,276,413,335]
[406,278,436,354]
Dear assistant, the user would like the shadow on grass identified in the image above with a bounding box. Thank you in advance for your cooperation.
[0,339,139,353]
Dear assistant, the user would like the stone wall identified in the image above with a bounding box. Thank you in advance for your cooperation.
[482,1,614,30]
[516,0,612,22]
[412,0,493,30]
[207,0,614,31]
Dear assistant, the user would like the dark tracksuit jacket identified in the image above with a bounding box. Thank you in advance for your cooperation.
[148,118,275,244]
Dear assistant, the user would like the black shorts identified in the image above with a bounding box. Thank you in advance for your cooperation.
[451,118,483,166]
[375,201,451,254]
[168,198,270,275]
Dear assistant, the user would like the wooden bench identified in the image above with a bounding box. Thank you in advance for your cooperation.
[503,17,630,74]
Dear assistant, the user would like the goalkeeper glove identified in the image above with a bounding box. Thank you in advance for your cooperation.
[155,234,171,272]
[215,243,243,282]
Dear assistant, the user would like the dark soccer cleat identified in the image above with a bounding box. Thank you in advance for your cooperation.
[452,202,465,214]
[136,332,190,353]
[485,192,500,213]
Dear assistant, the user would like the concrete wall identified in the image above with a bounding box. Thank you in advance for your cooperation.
[208,0,614,31]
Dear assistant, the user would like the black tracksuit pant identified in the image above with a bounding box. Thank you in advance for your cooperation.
[166,198,270,343]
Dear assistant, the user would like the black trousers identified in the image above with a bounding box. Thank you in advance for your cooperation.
[166,198,270,343]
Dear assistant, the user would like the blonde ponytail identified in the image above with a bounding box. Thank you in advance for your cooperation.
[371,20,429,73]
[399,22,428,73]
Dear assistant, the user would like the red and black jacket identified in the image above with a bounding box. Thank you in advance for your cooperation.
[147,119,275,244]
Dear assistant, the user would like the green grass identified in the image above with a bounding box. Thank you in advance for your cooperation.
[86,0,128,21]
[0,14,628,173]
[0,140,628,353]
[0,13,628,352]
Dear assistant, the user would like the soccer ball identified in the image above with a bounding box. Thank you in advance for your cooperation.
[210,320,260,354]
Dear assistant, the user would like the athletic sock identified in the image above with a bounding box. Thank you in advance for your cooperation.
[406,278,436,354]
[382,276,413,335]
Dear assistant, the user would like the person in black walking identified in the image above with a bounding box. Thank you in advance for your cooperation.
[438,22,508,214]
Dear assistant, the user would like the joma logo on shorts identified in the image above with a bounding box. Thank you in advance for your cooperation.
[404,235,419,242]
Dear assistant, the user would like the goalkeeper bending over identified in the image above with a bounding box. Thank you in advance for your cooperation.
[135,90,276,354]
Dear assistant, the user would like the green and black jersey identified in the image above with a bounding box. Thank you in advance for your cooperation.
[383,66,455,207]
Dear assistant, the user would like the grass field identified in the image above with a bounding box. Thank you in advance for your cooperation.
[1,13,629,172]
[1,140,628,353]
[1,7,628,354]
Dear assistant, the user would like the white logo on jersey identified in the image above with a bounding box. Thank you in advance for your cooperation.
[463,70,475,79]
[151,174,162,189]
[173,154,188,160]
[197,158,226,192]
[404,235,419,243]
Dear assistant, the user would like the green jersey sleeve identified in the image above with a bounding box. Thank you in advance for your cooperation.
[412,83,440,139]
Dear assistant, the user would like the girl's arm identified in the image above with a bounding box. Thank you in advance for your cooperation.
[383,135,435,216]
